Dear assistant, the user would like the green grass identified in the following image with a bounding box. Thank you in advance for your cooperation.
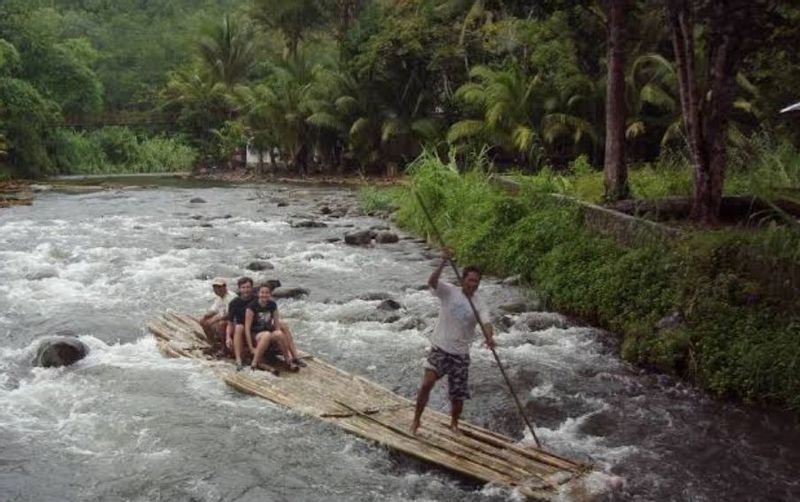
[357,185,402,213]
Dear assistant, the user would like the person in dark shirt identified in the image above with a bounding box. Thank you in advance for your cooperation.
[245,285,302,371]
[230,277,255,369]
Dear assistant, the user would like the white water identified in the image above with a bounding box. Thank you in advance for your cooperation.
[1,184,798,501]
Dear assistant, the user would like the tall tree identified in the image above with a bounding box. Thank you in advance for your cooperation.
[603,0,629,200]
[251,0,327,59]
[664,0,772,223]
[197,15,257,88]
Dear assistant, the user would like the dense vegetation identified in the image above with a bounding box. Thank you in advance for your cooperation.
[377,153,800,410]
[2,2,798,205]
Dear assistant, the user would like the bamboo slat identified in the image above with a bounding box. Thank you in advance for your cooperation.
[147,312,598,501]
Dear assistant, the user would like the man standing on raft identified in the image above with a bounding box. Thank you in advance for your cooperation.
[411,248,495,434]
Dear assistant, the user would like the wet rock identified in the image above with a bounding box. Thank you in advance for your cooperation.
[499,302,534,314]
[344,229,373,246]
[377,299,402,311]
[522,312,571,331]
[189,197,207,203]
[359,292,395,301]
[34,336,88,368]
[398,318,427,331]
[272,287,309,299]
[320,206,332,214]
[305,253,325,261]
[325,237,341,243]
[655,311,684,332]
[277,201,289,207]
[291,220,328,228]
[328,208,348,218]
[501,274,522,286]
[375,231,399,244]
[246,261,274,271]
[499,315,516,330]
[190,214,203,220]
[255,279,282,291]
[199,223,213,228]
[133,225,144,230]
[383,315,401,324]
[25,266,59,281]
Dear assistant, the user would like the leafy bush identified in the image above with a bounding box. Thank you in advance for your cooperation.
[50,127,196,174]
[51,130,108,174]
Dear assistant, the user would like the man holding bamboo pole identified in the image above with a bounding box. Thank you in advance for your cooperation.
[410,247,495,435]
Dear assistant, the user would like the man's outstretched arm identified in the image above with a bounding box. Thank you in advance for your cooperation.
[428,248,451,290]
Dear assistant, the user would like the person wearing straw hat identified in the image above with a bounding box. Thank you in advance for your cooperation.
[410,247,495,435]
[201,277,236,354]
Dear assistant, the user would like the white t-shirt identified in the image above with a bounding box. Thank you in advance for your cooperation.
[430,282,490,355]
[209,291,236,317]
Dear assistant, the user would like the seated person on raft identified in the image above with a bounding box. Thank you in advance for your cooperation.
[243,284,305,371]
[200,277,235,352]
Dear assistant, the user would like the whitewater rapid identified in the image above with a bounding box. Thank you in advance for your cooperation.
[1,183,797,501]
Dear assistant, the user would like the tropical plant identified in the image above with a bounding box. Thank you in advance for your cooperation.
[448,64,596,169]
[250,0,328,59]
[197,14,257,88]
[159,67,237,166]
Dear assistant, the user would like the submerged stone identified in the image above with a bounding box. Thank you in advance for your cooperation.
[34,336,88,368]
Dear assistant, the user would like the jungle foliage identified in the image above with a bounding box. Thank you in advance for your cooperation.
[2,1,796,194]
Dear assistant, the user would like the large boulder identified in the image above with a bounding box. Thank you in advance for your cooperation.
[34,336,88,368]
[189,197,207,203]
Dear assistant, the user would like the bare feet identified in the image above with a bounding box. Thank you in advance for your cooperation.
[449,424,461,435]
[410,420,421,435]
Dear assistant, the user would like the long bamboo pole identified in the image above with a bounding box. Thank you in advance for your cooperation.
[414,190,542,448]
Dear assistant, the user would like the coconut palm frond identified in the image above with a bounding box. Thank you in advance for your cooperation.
[306,111,345,132]
[511,125,536,153]
[446,119,485,144]
[626,120,646,139]
[410,118,439,140]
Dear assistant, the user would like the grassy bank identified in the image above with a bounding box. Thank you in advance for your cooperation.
[370,154,800,411]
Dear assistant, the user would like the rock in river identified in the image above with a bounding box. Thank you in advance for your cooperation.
[34,336,89,368]
[272,287,309,299]
[344,229,373,246]
[375,231,399,244]
[246,261,274,271]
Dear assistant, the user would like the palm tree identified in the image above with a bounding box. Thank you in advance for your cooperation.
[448,64,596,168]
[604,0,629,201]
[197,15,258,88]
[159,68,237,166]
[251,0,327,59]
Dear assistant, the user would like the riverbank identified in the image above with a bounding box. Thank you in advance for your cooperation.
[191,166,404,187]
[374,158,800,413]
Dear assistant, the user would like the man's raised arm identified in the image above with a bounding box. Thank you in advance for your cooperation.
[428,248,452,290]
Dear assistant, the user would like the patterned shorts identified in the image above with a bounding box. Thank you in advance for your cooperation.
[425,346,471,401]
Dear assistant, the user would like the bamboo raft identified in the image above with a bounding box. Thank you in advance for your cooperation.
[148,312,598,500]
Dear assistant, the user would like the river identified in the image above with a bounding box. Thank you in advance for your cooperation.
[0,182,797,501]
